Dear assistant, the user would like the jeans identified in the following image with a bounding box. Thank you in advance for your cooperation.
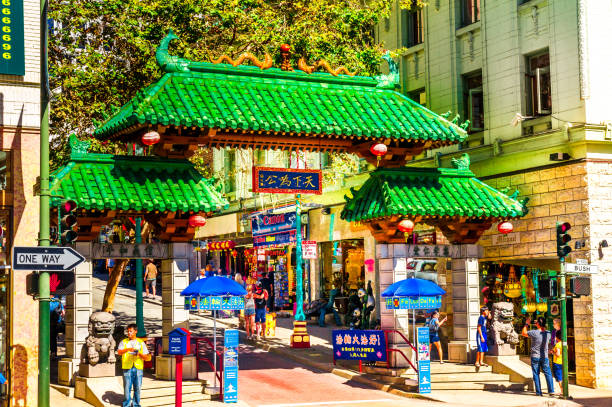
[123,367,143,407]
[319,304,341,327]
[531,357,555,396]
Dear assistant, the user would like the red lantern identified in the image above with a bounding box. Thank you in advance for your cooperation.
[369,143,388,167]
[498,221,513,234]
[189,214,207,228]
[397,219,414,243]
[141,131,161,146]
[280,44,291,53]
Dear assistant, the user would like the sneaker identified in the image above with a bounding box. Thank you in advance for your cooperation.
[440,361,444,364]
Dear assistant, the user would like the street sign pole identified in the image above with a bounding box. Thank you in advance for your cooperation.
[135,217,146,337]
[39,0,51,405]
[559,259,569,399]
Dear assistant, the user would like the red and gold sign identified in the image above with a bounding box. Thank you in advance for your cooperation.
[207,240,236,251]
[253,167,322,195]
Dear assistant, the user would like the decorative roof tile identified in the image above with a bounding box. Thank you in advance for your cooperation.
[50,154,228,213]
[341,167,528,222]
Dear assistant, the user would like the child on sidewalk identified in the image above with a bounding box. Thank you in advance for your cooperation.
[475,306,489,367]
[552,330,563,392]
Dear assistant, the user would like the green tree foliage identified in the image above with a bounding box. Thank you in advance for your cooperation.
[49,0,422,169]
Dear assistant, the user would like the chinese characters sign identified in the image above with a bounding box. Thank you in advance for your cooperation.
[184,296,245,311]
[0,0,24,75]
[92,243,168,259]
[332,329,387,362]
[385,296,442,310]
[253,167,322,195]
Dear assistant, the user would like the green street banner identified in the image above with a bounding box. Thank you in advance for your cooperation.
[0,0,24,76]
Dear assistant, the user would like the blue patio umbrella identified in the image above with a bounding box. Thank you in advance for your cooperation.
[381,278,445,298]
[180,276,246,388]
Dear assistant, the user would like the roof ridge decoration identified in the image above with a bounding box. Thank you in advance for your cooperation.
[451,153,471,170]
[297,58,356,77]
[374,52,399,89]
[156,30,190,73]
[69,134,91,158]
[210,52,273,69]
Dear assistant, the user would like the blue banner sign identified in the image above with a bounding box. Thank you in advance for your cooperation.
[252,167,322,195]
[253,229,296,248]
[223,329,239,403]
[184,296,245,310]
[332,329,387,362]
[417,327,431,394]
[251,211,297,236]
[385,296,442,310]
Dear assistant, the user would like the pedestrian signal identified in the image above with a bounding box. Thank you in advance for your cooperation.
[538,278,558,298]
[570,276,590,297]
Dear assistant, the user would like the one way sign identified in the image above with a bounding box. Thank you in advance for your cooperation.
[12,246,85,272]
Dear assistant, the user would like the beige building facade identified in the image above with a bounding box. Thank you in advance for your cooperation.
[378,0,612,388]
[0,0,41,405]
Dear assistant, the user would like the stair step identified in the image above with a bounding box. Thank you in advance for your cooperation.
[402,381,528,391]
[141,380,204,390]
[139,393,211,407]
[428,364,493,374]
[140,385,204,398]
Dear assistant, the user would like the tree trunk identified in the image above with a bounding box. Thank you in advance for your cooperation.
[101,221,153,313]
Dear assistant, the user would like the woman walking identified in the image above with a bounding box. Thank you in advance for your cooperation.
[428,310,447,363]
[244,285,256,339]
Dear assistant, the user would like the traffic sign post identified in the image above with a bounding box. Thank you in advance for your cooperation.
[12,246,85,272]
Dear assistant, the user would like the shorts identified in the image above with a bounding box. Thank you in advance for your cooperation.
[430,333,440,343]
[255,308,266,323]
[552,363,563,382]
[245,308,255,316]
[146,279,156,288]
[476,334,488,353]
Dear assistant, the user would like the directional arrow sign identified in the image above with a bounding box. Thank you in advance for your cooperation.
[12,246,85,271]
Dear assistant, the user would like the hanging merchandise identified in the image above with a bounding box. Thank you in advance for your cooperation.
[504,265,522,298]
[520,267,528,314]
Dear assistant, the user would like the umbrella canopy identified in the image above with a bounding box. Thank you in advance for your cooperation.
[180,276,247,297]
[381,278,445,298]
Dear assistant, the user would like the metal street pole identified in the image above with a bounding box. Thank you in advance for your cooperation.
[559,259,570,399]
[38,0,51,405]
[135,217,146,337]
[295,195,306,322]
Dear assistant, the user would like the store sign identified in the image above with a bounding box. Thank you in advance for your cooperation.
[332,329,387,362]
[417,327,431,394]
[402,245,462,258]
[491,232,520,246]
[385,296,442,310]
[302,241,317,259]
[223,329,239,403]
[252,167,322,195]
[251,211,297,236]
[253,229,296,248]
[183,296,245,310]
[92,243,168,259]
[0,0,24,75]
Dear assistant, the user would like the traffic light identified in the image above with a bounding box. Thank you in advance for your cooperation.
[538,278,558,298]
[556,222,572,259]
[60,200,78,244]
[570,276,591,297]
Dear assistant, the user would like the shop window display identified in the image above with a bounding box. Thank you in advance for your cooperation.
[479,262,575,371]
[320,239,364,296]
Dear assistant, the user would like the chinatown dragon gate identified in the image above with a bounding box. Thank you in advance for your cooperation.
[52,31,527,388]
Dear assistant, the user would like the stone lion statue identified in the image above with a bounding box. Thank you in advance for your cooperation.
[81,312,117,365]
[489,302,519,355]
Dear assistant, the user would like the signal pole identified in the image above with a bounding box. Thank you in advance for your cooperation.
[556,221,571,399]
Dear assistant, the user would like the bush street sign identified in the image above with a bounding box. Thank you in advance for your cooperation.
[12,246,85,271]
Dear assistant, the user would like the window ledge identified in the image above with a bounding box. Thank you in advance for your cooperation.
[521,115,551,128]
[518,0,548,12]
[456,21,481,37]
[401,43,424,57]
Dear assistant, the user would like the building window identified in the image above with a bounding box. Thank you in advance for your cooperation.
[224,149,236,193]
[408,88,427,108]
[460,0,481,26]
[463,72,484,132]
[526,52,551,116]
[402,8,424,47]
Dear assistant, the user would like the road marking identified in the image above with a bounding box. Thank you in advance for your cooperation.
[259,399,396,407]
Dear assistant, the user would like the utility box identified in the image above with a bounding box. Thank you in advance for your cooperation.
[168,328,190,355]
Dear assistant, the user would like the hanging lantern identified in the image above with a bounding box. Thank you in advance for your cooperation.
[141,131,161,146]
[497,221,513,234]
[369,143,388,167]
[397,219,414,243]
[189,214,207,228]
[231,249,238,258]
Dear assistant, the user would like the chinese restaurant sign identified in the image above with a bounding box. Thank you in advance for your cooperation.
[385,296,442,310]
[332,329,387,362]
[92,243,168,259]
[0,0,24,75]
[184,296,245,311]
[252,167,322,195]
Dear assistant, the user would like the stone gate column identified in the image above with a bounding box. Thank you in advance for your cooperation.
[156,242,197,380]
[58,242,93,386]
[448,245,482,363]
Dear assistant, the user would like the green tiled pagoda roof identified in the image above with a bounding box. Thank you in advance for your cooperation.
[50,154,228,213]
[94,34,467,145]
[341,167,528,222]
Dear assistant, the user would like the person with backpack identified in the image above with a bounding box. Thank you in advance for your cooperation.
[428,310,447,363]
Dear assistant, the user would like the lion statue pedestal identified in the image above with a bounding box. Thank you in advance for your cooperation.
[78,312,117,377]
[488,302,520,356]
